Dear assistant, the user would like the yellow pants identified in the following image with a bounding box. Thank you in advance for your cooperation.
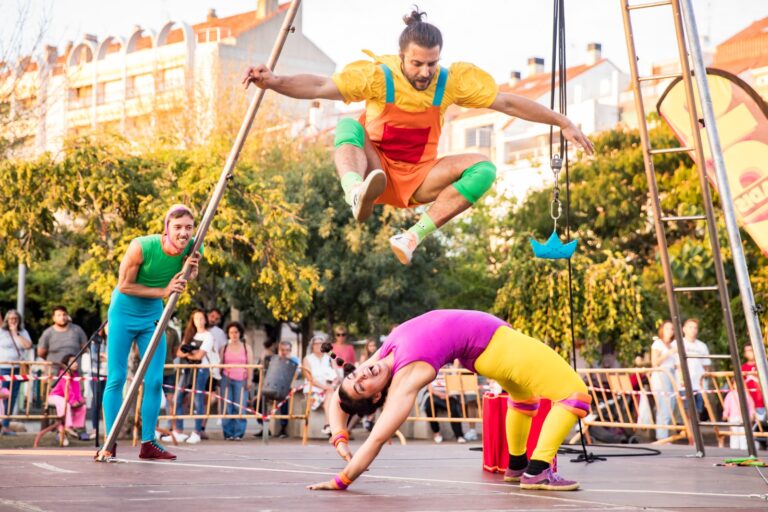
[474,326,589,463]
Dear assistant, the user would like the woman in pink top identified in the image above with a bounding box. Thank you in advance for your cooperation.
[309,310,590,493]
[331,325,356,377]
[220,321,252,440]
[48,354,87,446]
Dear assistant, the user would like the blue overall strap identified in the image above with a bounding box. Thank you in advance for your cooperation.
[432,67,448,106]
[380,64,395,104]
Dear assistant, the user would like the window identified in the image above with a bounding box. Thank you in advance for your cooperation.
[127,73,153,98]
[159,67,184,92]
[97,80,122,104]
[465,125,493,148]
[68,85,93,109]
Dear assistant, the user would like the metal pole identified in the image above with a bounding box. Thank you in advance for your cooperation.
[16,262,26,317]
[679,0,768,429]
[97,0,303,458]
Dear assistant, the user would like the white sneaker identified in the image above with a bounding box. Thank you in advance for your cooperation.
[433,433,443,444]
[457,436,467,444]
[351,169,386,222]
[186,432,201,444]
[161,431,188,443]
[389,231,419,265]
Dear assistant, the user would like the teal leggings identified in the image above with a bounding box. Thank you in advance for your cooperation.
[104,290,167,443]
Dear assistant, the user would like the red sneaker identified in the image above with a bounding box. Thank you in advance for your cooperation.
[139,440,177,461]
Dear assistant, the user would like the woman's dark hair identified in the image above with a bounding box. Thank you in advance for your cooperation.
[59,354,77,372]
[321,341,389,416]
[224,321,245,339]
[337,380,389,416]
[182,309,208,345]
[399,7,442,51]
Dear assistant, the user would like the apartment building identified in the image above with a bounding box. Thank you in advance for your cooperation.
[1,0,336,157]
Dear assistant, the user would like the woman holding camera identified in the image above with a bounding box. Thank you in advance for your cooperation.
[166,309,214,445]
[100,204,201,461]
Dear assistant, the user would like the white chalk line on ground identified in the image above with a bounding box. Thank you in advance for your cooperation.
[0,500,46,512]
[31,462,78,474]
[118,458,752,509]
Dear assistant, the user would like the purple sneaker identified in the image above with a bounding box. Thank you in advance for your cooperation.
[520,468,579,491]
[503,467,526,482]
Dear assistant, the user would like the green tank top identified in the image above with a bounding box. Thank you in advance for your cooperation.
[134,235,200,289]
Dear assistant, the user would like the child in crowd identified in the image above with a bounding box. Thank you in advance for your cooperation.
[48,354,87,446]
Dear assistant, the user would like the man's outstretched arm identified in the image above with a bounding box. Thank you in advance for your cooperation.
[242,64,344,101]
[489,92,594,155]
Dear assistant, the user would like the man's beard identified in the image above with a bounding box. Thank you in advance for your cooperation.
[401,62,434,91]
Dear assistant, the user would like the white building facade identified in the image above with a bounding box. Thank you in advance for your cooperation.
[1,1,336,157]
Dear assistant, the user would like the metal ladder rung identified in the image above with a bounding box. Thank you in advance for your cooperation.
[685,354,729,360]
[699,421,748,428]
[638,72,682,82]
[627,0,672,10]
[674,286,719,292]
[661,214,706,222]
[649,146,693,155]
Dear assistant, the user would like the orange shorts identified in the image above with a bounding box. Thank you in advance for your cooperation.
[373,145,443,208]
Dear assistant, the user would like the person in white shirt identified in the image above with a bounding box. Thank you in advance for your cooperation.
[650,320,678,440]
[303,334,338,436]
[0,309,33,433]
[206,308,228,353]
[677,318,711,418]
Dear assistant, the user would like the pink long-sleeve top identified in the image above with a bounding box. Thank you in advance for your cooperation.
[49,370,84,404]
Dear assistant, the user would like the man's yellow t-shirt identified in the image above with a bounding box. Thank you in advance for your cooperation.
[331,52,499,122]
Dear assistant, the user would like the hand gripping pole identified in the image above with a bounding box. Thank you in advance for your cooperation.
[95,0,303,461]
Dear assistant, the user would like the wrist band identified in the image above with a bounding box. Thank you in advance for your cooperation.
[331,430,349,447]
[334,472,352,490]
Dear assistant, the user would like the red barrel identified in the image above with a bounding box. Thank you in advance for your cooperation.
[482,393,555,473]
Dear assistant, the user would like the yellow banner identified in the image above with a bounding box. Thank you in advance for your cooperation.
[657,69,768,257]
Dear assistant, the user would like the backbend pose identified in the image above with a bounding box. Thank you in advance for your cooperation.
[243,9,594,265]
[308,309,590,492]
[97,204,201,461]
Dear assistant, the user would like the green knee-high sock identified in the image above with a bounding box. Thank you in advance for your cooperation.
[341,172,363,206]
[407,212,437,243]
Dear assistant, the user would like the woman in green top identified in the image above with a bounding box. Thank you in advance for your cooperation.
[102,204,201,461]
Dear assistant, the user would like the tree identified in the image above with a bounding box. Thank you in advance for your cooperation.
[495,122,768,364]
[0,154,62,271]
[283,145,451,342]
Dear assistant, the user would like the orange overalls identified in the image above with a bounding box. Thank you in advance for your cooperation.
[363,64,449,208]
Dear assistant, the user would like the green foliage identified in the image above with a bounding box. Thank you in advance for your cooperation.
[283,146,448,337]
[0,135,321,330]
[0,154,62,270]
[498,122,768,365]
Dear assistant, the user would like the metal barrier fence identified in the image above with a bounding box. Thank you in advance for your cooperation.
[578,368,767,447]
[0,361,73,421]
[701,370,767,447]
[3,361,764,449]
[403,368,484,443]
[151,363,314,446]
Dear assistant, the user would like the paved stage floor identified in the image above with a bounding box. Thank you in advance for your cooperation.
[1,440,767,511]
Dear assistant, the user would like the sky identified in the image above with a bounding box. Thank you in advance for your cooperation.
[3,0,766,80]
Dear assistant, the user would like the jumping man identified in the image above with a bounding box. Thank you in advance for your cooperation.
[243,9,594,264]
